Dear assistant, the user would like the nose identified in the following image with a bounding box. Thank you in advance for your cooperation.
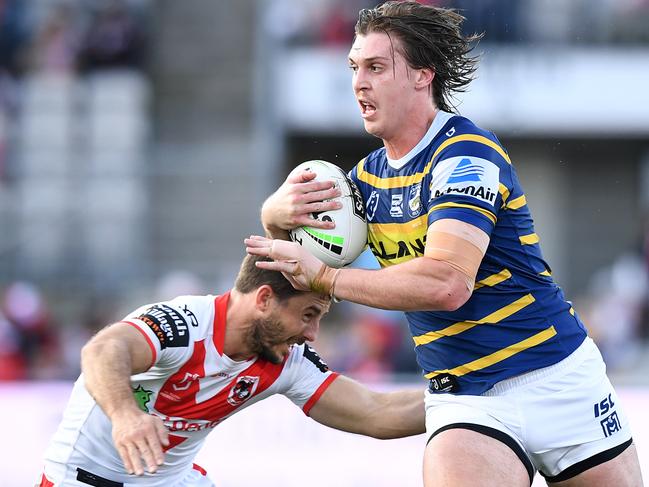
[303,320,320,342]
[352,67,369,94]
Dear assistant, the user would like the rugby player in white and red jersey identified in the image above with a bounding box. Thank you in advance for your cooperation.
[38,254,425,487]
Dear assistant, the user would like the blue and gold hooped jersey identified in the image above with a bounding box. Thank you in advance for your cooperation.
[349,111,587,395]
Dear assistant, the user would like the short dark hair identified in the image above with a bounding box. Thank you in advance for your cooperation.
[234,254,304,302]
[355,1,482,113]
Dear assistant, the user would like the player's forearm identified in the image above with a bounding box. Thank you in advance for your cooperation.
[366,389,426,439]
[334,257,471,311]
[81,337,140,419]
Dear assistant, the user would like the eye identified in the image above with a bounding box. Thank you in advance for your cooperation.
[370,64,382,73]
[348,64,359,72]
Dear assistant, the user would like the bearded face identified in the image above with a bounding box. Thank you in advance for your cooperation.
[246,314,305,364]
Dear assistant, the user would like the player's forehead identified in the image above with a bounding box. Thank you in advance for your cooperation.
[285,293,330,315]
[348,31,399,64]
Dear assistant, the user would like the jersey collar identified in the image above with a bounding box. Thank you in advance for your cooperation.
[213,291,230,354]
[387,110,454,170]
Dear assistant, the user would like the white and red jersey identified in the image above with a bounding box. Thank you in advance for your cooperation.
[42,292,339,486]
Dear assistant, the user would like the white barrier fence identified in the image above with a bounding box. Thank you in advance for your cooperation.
[1,382,647,486]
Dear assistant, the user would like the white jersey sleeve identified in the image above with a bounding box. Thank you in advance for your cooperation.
[280,344,339,415]
[121,295,210,370]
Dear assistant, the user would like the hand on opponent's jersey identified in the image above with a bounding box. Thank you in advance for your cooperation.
[261,169,342,235]
[111,408,169,476]
[245,236,338,296]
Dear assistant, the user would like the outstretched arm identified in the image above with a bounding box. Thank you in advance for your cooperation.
[308,375,425,439]
[245,219,487,311]
[261,169,342,239]
[81,323,169,475]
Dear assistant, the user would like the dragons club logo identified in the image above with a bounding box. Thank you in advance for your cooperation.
[227,376,260,406]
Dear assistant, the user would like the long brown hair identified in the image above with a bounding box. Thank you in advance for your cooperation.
[355,1,482,113]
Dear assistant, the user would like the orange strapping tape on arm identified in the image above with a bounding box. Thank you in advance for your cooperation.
[424,219,489,291]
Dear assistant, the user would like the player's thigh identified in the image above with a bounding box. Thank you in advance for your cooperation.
[546,443,643,487]
[424,427,530,487]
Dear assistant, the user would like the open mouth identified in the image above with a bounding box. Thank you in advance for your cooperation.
[359,100,376,118]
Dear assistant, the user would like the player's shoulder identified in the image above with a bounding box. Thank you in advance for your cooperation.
[128,294,217,344]
[146,294,215,321]
[285,343,332,374]
[443,114,500,143]
[436,114,511,167]
[355,147,386,172]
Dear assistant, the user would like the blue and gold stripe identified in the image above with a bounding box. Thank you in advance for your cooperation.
[424,325,557,378]
[413,293,536,346]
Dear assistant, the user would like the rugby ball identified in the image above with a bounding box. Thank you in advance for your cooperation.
[288,160,367,268]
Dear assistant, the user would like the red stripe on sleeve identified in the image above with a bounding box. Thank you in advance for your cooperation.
[303,372,340,416]
[192,463,208,476]
[121,320,158,368]
[39,473,54,487]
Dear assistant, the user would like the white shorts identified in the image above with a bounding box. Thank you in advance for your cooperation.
[424,337,633,483]
[39,463,214,487]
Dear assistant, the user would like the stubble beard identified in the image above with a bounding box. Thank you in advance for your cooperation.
[246,315,286,364]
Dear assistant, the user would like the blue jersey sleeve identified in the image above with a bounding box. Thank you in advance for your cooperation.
[425,132,512,236]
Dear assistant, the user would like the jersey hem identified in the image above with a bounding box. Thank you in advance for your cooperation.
[303,372,340,416]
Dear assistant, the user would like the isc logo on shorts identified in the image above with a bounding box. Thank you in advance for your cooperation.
[593,394,621,437]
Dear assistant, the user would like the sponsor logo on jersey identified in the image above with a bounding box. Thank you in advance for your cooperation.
[428,373,459,393]
[446,127,456,137]
[160,415,222,432]
[137,304,189,349]
[182,304,199,327]
[429,156,500,206]
[369,235,426,262]
[227,375,260,406]
[390,193,403,218]
[133,385,153,412]
[446,158,484,183]
[408,182,422,218]
[366,191,380,222]
[303,345,329,373]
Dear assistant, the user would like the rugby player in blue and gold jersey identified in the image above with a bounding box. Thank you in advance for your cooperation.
[249,2,643,487]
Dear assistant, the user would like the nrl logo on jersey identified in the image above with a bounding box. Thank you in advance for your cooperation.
[227,375,260,406]
[429,156,500,206]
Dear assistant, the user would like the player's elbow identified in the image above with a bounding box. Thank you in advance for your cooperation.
[436,276,472,312]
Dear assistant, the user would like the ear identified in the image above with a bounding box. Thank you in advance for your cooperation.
[254,285,275,313]
[415,68,434,91]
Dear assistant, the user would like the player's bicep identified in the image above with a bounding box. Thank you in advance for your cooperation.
[90,322,155,374]
[308,375,374,434]
[424,218,490,288]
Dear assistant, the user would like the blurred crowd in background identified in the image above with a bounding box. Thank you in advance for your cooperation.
[267,0,649,46]
[1,0,649,383]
